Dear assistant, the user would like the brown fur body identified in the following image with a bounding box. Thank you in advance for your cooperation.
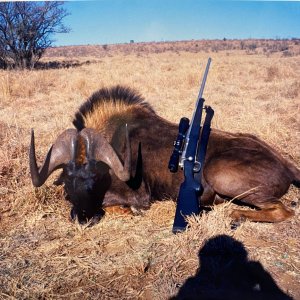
[71,85,300,223]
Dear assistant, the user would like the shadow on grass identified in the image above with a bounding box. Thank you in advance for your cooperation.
[171,234,292,300]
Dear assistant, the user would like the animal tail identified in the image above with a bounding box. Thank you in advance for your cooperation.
[292,176,300,188]
[288,160,300,188]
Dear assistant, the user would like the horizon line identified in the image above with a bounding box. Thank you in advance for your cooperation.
[52,37,300,48]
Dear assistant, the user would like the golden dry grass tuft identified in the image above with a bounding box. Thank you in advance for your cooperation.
[0,40,299,299]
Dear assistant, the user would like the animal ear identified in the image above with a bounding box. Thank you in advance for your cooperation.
[127,142,143,190]
[53,171,65,186]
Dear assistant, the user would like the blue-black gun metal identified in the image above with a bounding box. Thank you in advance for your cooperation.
[168,58,214,233]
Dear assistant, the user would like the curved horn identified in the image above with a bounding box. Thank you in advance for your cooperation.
[29,128,78,187]
[80,126,131,182]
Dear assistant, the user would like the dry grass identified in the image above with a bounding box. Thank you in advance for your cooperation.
[0,40,299,299]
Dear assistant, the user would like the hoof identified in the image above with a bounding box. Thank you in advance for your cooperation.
[290,201,298,208]
[230,216,246,230]
[230,221,241,230]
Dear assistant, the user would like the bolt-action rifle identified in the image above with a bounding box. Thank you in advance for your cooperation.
[168,58,214,233]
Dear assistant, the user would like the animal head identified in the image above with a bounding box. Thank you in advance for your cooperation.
[30,86,155,224]
[29,126,132,224]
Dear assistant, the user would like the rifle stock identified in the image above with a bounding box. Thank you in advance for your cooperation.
[172,161,200,233]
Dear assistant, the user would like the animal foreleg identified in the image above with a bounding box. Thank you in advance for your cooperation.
[104,205,134,215]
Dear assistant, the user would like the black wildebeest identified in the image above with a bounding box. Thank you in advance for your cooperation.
[30,85,300,224]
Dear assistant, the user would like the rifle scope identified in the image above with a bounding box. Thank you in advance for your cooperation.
[168,117,190,173]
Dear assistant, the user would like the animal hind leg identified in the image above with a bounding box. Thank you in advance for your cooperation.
[230,198,294,223]
[200,179,227,206]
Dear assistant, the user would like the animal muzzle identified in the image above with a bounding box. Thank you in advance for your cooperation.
[70,205,105,225]
[29,126,131,187]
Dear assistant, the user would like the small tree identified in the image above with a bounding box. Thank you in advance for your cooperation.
[0,2,69,69]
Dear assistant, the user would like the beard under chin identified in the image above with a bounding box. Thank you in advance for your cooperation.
[70,206,105,226]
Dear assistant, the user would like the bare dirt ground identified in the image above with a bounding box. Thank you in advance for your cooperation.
[0,39,299,299]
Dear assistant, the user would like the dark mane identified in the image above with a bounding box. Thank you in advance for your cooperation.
[73,85,155,131]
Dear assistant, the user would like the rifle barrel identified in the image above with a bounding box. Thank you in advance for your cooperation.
[188,58,211,136]
[196,57,211,105]
[181,58,211,163]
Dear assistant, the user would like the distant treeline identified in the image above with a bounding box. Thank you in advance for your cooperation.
[46,39,300,58]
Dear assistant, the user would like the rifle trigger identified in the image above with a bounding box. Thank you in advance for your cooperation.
[193,161,201,173]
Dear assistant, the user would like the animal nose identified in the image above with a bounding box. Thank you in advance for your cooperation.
[71,208,89,224]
